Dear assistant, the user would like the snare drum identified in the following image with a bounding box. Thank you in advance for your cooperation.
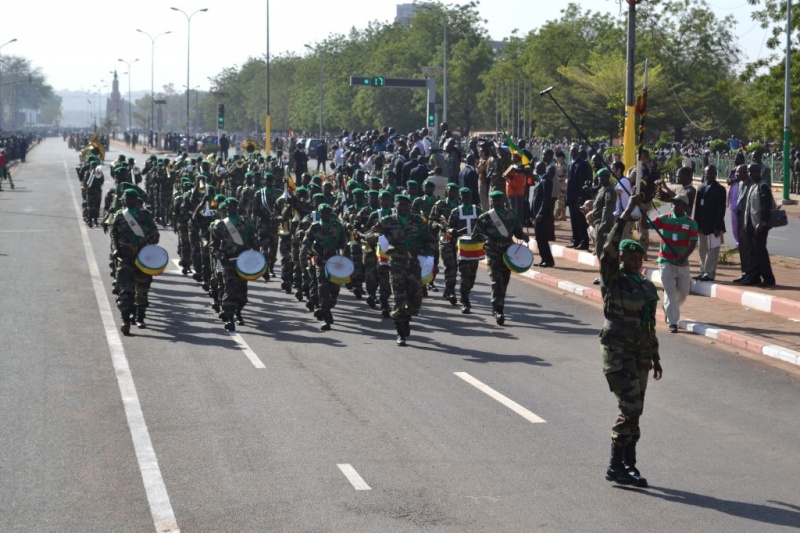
[503,243,534,273]
[236,249,267,280]
[418,255,435,285]
[324,255,355,285]
[376,235,391,265]
[135,244,169,276]
[457,237,485,261]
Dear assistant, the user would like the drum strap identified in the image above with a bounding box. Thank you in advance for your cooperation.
[488,209,509,238]
[122,209,145,238]
[459,205,478,237]
[223,217,245,245]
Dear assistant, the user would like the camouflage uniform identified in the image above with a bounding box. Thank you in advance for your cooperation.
[84,167,105,226]
[471,205,528,316]
[211,212,257,328]
[191,196,217,288]
[301,215,347,325]
[599,219,660,448]
[365,207,396,314]
[172,189,193,272]
[343,198,368,296]
[429,196,460,296]
[446,203,483,308]
[355,201,379,303]
[110,205,160,328]
[367,210,436,335]
[255,185,281,273]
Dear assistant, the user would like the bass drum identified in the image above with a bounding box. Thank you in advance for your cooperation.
[325,255,355,285]
[135,244,169,276]
[503,243,534,273]
[418,255,435,285]
[236,250,267,280]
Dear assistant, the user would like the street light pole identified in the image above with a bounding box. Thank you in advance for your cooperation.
[0,38,18,132]
[136,29,171,139]
[304,44,323,139]
[171,6,208,151]
[118,58,139,131]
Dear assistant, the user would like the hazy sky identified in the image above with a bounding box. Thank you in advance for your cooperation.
[2,0,770,94]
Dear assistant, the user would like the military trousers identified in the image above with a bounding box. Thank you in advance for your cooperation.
[389,254,423,321]
[458,260,479,295]
[221,261,248,313]
[602,339,652,446]
[115,258,153,313]
[486,252,511,310]
[440,241,457,291]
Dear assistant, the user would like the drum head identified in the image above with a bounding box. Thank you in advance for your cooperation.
[503,243,534,273]
[418,255,435,284]
[325,255,355,284]
[136,245,169,276]
[236,250,267,280]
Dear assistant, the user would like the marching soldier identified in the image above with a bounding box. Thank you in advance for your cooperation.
[208,194,228,314]
[599,194,662,487]
[367,194,436,346]
[471,190,530,325]
[298,193,327,311]
[302,203,348,330]
[429,182,461,303]
[290,187,313,299]
[83,160,105,227]
[364,190,396,318]
[356,189,381,308]
[172,179,194,275]
[344,188,368,298]
[191,185,218,292]
[109,189,160,334]
[446,188,482,313]
[211,197,257,331]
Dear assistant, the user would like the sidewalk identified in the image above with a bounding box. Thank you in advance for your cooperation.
[517,219,800,367]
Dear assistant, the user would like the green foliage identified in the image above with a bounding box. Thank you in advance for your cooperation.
[746,141,766,153]
[709,139,729,153]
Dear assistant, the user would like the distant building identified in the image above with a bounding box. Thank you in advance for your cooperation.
[106,71,125,129]
[395,3,431,25]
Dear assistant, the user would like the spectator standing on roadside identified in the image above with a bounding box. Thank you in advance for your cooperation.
[648,194,698,333]
[293,143,309,178]
[459,153,480,203]
[693,165,727,281]
[733,164,753,282]
[219,134,230,160]
[553,150,568,220]
[315,139,328,172]
[566,146,591,250]
[741,163,776,287]
[726,152,746,248]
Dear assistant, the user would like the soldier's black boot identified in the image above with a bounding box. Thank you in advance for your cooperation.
[281,281,292,293]
[223,310,236,331]
[120,309,132,336]
[353,286,363,299]
[460,292,471,314]
[624,444,648,487]
[320,312,333,331]
[380,299,391,319]
[606,444,638,486]
[366,293,377,309]
[493,306,505,326]
[192,272,203,282]
[447,285,458,306]
[295,288,304,301]
[235,309,245,325]
[135,307,147,329]
[395,322,406,346]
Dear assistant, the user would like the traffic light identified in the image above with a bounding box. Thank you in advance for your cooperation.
[427,102,436,128]
[217,103,225,130]
[349,76,371,86]
[372,76,385,87]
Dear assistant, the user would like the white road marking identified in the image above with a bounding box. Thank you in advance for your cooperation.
[228,331,266,369]
[454,372,546,424]
[337,464,372,490]
[64,163,180,532]
[169,258,265,369]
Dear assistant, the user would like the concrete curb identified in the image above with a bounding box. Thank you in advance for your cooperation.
[519,268,800,368]
[527,240,800,321]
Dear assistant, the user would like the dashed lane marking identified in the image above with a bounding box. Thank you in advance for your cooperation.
[454,372,546,424]
[337,464,372,490]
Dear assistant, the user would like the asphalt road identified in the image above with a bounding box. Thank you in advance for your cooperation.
[2,139,799,532]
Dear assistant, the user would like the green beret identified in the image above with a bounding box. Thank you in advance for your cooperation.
[347,180,359,188]
[367,190,379,196]
[309,184,322,193]
[318,203,333,212]
[459,187,472,195]
[311,175,323,184]
[312,193,326,202]
[489,190,506,198]
[214,194,227,204]
[225,197,239,205]
[355,169,365,176]
[123,188,142,200]
[446,182,459,190]
[352,188,365,196]
[149,154,157,160]
[423,179,435,187]
[395,194,411,203]
[370,177,382,183]
[127,157,135,163]
[245,171,255,178]
[295,186,309,195]
[379,190,393,199]
[406,180,419,187]
[596,168,611,178]
[264,172,275,180]
[276,149,283,155]
[385,170,397,177]
[619,239,646,254]
[117,154,126,162]
[114,165,128,173]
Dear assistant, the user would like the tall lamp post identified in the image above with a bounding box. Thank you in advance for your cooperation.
[136,29,171,138]
[171,6,208,150]
[182,85,200,130]
[420,6,448,125]
[118,58,139,131]
[0,38,18,131]
[304,44,323,139]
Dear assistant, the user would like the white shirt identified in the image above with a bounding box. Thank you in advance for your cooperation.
[614,176,632,216]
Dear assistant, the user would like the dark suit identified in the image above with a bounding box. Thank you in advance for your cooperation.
[745,180,775,284]
[459,164,480,204]
[530,174,555,265]
[401,159,419,189]
[566,157,591,246]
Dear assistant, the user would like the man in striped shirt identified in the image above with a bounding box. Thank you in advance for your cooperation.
[648,194,698,333]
